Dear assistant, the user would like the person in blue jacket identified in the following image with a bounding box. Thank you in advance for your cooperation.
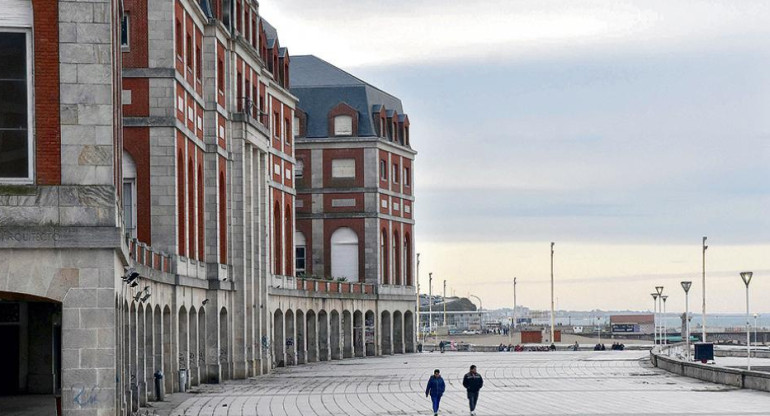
[425,368,446,415]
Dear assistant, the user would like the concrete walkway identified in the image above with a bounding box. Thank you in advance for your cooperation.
[160,351,770,415]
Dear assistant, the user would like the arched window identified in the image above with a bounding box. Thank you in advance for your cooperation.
[380,229,389,285]
[333,115,353,136]
[284,204,293,276]
[404,234,411,286]
[273,204,282,275]
[218,171,227,263]
[295,231,307,276]
[393,230,401,285]
[331,227,359,282]
[188,157,195,259]
[122,151,137,238]
[178,149,186,256]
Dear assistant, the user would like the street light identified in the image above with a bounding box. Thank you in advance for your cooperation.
[661,295,668,345]
[550,242,555,344]
[655,286,664,346]
[416,253,420,343]
[681,281,692,360]
[428,272,433,339]
[740,271,753,370]
[651,293,659,346]
[511,277,517,345]
[702,236,708,343]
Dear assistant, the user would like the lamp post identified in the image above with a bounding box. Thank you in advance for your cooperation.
[511,277,517,345]
[681,281,692,360]
[702,236,708,342]
[740,271,753,370]
[661,295,668,345]
[652,293,658,345]
[550,242,555,343]
[443,280,447,328]
[655,286,664,345]
[428,272,433,340]
[416,253,420,343]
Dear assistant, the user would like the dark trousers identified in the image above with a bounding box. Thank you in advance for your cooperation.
[467,390,479,411]
[431,395,442,413]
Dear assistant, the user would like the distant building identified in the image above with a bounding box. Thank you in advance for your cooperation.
[610,314,654,334]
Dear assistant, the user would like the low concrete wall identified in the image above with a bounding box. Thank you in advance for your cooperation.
[651,345,770,392]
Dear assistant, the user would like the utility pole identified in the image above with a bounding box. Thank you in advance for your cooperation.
[443,280,447,327]
[511,277,517,344]
[428,272,433,340]
[550,242,555,343]
[702,236,708,343]
[416,253,420,343]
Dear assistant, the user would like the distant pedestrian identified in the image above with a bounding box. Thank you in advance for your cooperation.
[425,369,446,416]
[462,364,483,415]
[439,340,446,353]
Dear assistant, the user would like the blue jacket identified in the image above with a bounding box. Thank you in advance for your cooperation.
[425,376,446,397]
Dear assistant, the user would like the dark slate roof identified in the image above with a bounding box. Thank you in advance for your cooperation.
[262,19,277,42]
[290,55,405,139]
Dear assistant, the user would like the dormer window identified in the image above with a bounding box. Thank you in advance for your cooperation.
[293,116,300,138]
[334,115,353,136]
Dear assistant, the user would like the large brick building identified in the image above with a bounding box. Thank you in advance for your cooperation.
[0,1,416,415]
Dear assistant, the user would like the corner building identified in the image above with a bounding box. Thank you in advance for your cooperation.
[0,1,416,415]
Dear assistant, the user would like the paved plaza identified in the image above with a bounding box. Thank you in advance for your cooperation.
[168,351,770,415]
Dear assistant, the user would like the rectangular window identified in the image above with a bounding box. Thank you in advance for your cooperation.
[0,31,32,180]
[121,14,129,49]
[331,159,356,179]
[333,115,353,136]
[293,116,300,137]
[195,46,201,81]
[404,167,410,186]
[123,180,137,238]
[175,19,183,60]
[295,160,304,178]
[217,58,224,94]
[392,163,399,183]
[186,34,192,71]
[284,118,291,143]
[273,112,280,138]
[380,159,387,180]
[296,246,306,273]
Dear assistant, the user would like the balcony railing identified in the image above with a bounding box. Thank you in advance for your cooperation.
[127,237,173,273]
[272,275,376,295]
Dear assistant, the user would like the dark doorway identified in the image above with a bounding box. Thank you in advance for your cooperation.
[0,325,20,395]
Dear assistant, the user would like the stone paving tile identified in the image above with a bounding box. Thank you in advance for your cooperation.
[167,351,770,415]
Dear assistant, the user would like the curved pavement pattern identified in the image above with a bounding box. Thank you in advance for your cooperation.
[170,351,770,415]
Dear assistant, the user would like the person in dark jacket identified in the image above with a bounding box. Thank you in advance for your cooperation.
[462,364,483,415]
[425,369,446,415]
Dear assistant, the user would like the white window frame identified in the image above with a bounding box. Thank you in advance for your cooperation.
[392,163,399,184]
[331,158,355,179]
[0,26,34,184]
[121,13,130,50]
[295,160,304,179]
[123,179,137,238]
[333,115,353,136]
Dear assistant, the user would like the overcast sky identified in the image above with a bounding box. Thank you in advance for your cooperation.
[261,1,770,312]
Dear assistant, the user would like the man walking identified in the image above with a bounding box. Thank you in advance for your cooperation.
[425,369,446,416]
[463,364,483,415]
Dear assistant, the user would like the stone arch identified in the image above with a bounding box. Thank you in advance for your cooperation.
[404,310,415,353]
[285,309,295,366]
[129,301,138,411]
[318,310,329,361]
[306,310,317,362]
[162,305,173,393]
[342,310,353,359]
[330,310,341,360]
[197,307,206,383]
[273,309,285,367]
[381,310,392,355]
[189,306,199,386]
[137,303,147,406]
[393,310,403,354]
[153,305,162,400]
[219,307,229,380]
[144,304,154,401]
[365,310,376,356]
[330,227,359,282]
[353,310,364,358]
[295,309,306,364]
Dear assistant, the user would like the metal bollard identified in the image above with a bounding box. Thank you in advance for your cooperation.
[178,369,188,393]
[153,371,164,401]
